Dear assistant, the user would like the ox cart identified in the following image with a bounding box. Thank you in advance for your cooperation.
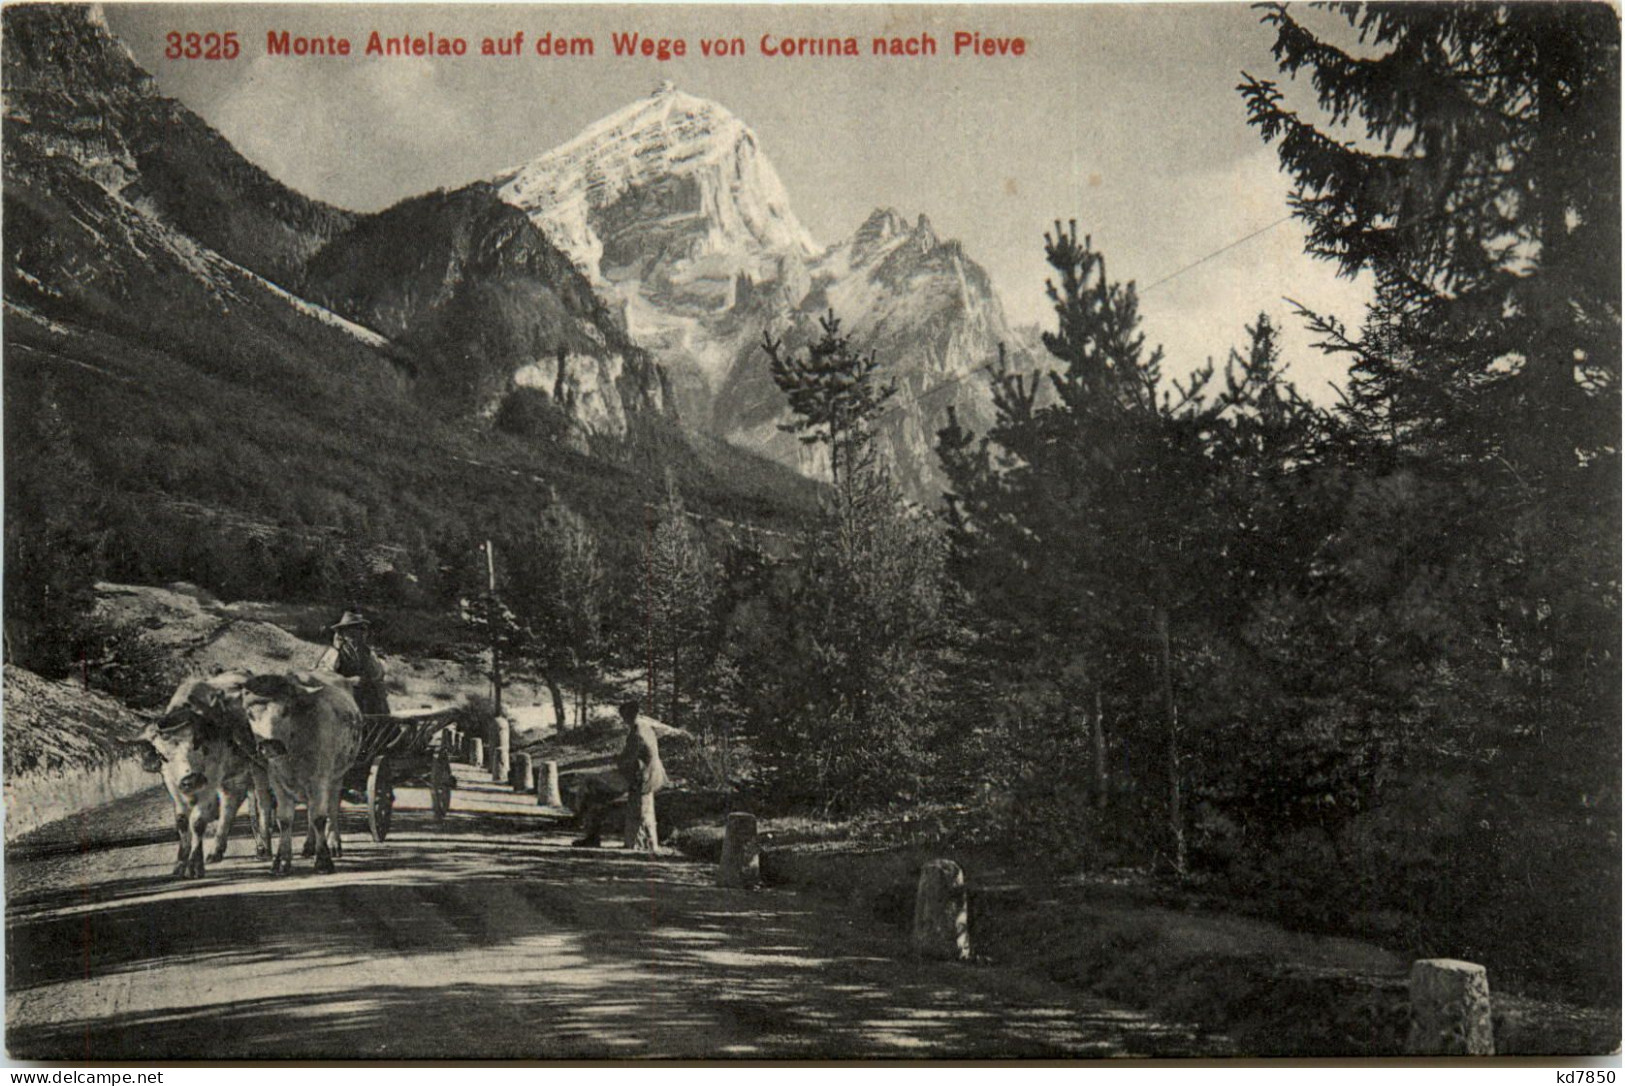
[343,707,465,841]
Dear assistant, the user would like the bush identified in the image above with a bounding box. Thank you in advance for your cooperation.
[1224,828,1350,932]
[1204,767,1621,1006]
[73,618,187,711]
[493,387,576,445]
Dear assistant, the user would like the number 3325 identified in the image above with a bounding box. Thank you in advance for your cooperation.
[164,31,241,59]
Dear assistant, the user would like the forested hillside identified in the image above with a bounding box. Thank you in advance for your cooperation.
[1,3,818,676]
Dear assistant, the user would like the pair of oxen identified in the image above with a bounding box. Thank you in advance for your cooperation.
[122,670,363,879]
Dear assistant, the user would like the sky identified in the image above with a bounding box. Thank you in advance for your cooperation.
[105,2,1372,399]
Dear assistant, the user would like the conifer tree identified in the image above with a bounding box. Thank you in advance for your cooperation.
[1235,5,1618,985]
[650,481,717,730]
[555,508,606,729]
[764,310,898,542]
[1241,2,1620,787]
[940,225,1324,873]
[757,310,948,811]
[1240,2,1619,474]
[506,504,608,731]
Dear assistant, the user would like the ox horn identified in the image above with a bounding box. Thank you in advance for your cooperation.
[155,707,198,734]
[115,724,165,771]
[243,673,291,698]
[292,673,329,696]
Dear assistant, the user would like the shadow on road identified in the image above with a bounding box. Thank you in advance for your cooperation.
[7,796,1224,1059]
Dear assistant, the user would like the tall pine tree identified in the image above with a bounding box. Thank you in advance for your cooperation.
[756,309,949,812]
[764,310,898,544]
[1242,3,1618,469]
[1241,1,1619,780]
[939,224,1325,873]
[649,481,718,731]
[1241,3,1619,991]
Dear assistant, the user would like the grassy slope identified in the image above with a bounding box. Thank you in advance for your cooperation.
[5,241,816,601]
[2,665,145,777]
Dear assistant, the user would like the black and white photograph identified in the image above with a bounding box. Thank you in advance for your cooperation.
[1,0,1619,1062]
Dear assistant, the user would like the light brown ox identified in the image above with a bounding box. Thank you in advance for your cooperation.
[241,671,363,875]
[122,673,273,879]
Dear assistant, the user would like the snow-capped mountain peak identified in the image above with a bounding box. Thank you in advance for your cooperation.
[503,83,738,183]
[492,88,821,423]
[495,85,817,281]
[822,208,952,285]
[850,208,909,258]
[490,89,1032,500]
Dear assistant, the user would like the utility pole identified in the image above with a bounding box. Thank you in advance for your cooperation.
[484,539,508,783]
[644,504,654,706]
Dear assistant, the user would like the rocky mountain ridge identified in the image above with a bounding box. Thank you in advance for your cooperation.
[497,84,1031,501]
[4,4,353,288]
[303,183,672,443]
[4,4,675,443]
[3,4,813,614]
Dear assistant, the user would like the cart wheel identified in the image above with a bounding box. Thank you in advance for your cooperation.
[431,747,453,824]
[366,755,394,842]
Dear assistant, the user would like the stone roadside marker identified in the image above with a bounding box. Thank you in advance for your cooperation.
[717,812,761,888]
[539,761,562,807]
[1407,958,1494,1055]
[912,859,971,961]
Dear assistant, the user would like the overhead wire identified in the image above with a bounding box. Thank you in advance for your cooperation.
[749,211,1301,442]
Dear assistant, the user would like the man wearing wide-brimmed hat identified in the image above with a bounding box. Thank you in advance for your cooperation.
[317,610,390,717]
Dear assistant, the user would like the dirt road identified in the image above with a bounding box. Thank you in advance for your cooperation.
[6,764,1222,1060]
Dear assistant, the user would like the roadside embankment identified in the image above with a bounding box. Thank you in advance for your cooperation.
[3,664,156,841]
[670,813,1620,1056]
[92,581,477,712]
